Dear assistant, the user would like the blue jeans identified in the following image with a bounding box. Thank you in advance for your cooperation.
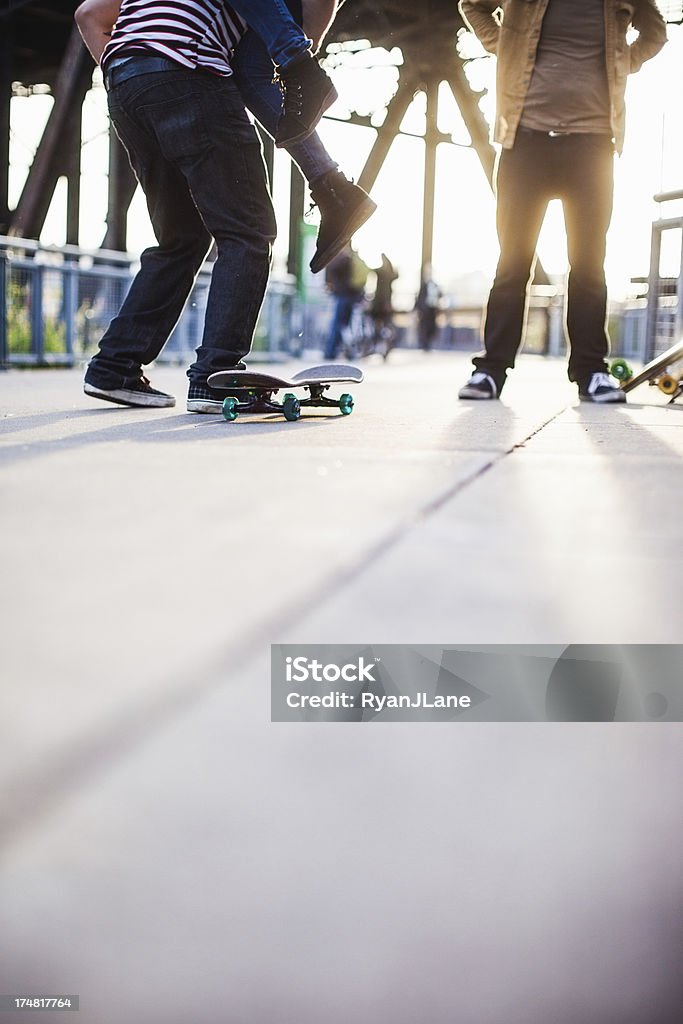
[231,0,336,182]
[325,294,361,360]
[87,65,276,388]
[228,0,311,68]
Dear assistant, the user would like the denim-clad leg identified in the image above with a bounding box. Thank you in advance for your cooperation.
[559,134,614,385]
[324,295,354,360]
[228,0,311,67]
[231,24,336,183]
[474,133,552,390]
[86,69,276,389]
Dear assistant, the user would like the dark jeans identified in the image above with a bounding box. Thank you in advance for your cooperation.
[87,66,276,388]
[418,308,438,351]
[475,131,615,391]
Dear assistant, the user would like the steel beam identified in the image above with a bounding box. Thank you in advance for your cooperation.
[356,75,417,195]
[0,27,13,234]
[421,78,439,275]
[446,62,496,187]
[9,26,92,241]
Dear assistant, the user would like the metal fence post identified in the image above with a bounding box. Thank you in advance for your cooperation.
[31,263,44,363]
[0,251,7,369]
[64,259,78,363]
[644,223,661,365]
[676,228,683,344]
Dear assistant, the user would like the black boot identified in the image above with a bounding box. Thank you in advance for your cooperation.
[275,52,338,148]
[308,170,377,274]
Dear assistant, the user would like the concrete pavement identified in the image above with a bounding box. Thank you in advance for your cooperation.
[1,352,682,1023]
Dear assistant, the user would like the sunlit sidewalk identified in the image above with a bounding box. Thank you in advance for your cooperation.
[2,347,682,778]
[2,350,683,1024]
[2,352,681,704]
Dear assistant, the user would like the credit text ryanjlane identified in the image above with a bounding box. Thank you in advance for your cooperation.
[286,692,472,710]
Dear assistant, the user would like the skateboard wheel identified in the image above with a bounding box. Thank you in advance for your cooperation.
[222,396,239,421]
[339,393,354,416]
[282,394,301,422]
[610,358,633,382]
[657,373,678,395]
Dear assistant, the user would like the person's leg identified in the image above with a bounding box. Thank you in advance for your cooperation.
[560,134,614,387]
[324,295,352,360]
[227,0,337,148]
[424,309,437,350]
[231,23,336,182]
[417,313,425,350]
[228,0,311,68]
[231,12,376,272]
[172,76,276,383]
[473,132,552,392]
[86,72,214,396]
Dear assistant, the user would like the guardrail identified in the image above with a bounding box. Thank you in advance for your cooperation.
[645,190,683,363]
[0,235,299,368]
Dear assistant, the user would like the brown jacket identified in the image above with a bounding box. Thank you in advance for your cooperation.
[459,0,667,153]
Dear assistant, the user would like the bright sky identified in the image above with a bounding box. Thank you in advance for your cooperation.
[8,22,683,309]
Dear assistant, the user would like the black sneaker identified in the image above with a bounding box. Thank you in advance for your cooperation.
[275,51,338,148]
[187,381,247,414]
[308,170,377,274]
[579,372,626,403]
[84,376,175,408]
[458,371,498,400]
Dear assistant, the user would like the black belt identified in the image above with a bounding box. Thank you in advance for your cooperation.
[103,55,182,91]
[518,126,611,140]
[518,126,573,138]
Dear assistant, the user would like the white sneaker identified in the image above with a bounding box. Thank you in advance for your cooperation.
[579,372,626,403]
[458,371,498,400]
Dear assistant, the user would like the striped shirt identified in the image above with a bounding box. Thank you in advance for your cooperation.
[101,0,246,77]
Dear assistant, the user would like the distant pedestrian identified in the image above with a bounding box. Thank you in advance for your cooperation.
[369,253,398,334]
[415,265,442,351]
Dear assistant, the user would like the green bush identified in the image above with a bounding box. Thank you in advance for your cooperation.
[43,318,66,354]
[7,279,31,353]
[6,278,66,356]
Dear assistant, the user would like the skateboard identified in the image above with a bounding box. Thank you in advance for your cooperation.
[207,363,364,421]
[611,338,683,402]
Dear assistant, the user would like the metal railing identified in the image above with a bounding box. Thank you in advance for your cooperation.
[0,235,299,368]
[644,189,683,363]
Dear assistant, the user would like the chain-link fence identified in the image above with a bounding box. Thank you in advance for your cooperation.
[0,236,299,368]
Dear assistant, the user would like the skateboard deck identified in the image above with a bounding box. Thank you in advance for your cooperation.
[207,363,364,421]
[620,338,683,398]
